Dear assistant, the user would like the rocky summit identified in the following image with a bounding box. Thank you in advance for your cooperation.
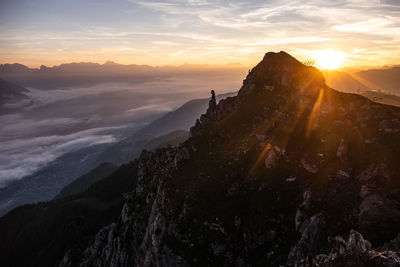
[5,51,400,266]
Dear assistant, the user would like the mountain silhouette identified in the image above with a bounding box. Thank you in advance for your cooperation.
[0,62,247,90]
[63,51,400,266]
[0,78,29,104]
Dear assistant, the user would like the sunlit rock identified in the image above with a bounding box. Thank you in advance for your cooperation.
[301,159,318,173]
[336,138,348,158]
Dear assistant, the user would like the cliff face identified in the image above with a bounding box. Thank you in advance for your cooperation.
[62,51,400,266]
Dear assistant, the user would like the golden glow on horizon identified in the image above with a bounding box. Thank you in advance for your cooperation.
[1,49,367,70]
[314,50,347,70]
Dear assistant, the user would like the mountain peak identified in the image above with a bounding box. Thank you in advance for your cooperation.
[104,60,118,65]
[239,51,326,96]
[191,51,327,136]
[262,50,299,63]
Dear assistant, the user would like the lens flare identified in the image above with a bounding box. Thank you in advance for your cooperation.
[314,50,346,70]
[306,89,324,138]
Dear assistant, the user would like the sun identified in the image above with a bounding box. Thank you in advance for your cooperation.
[314,50,346,70]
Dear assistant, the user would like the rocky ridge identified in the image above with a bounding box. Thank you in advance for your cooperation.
[61,51,400,266]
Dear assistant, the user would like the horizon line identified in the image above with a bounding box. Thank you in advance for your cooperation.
[2,59,398,72]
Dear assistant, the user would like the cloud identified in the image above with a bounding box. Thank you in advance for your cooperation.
[151,40,179,46]
[0,126,122,188]
[126,103,173,114]
[333,18,399,35]
[249,37,331,46]
[24,84,132,107]
[1,0,400,67]
[0,117,80,140]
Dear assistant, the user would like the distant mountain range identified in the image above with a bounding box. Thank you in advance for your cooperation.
[322,67,400,95]
[357,66,400,94]
[322,69,400,107]
[322,70,370,93]
[0,62,247,90]
[1,61,399,95]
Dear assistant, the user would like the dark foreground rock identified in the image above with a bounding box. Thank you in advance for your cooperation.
[298,230,400,267]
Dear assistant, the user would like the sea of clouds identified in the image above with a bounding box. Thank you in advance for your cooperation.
[0,77,241,188]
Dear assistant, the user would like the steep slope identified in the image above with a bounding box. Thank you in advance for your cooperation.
[0,78,29,104]
[55,162,118,199]
[0,161,138,267]
[60,51,400,266]
[90,92,233,166]
[128,92,235,140]
[96,130,189,166]
[56,130,189,199]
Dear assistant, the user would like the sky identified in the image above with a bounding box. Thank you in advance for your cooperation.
[0,0,399,68]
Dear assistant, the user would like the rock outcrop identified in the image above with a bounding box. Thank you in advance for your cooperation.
[299,230,400,266]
